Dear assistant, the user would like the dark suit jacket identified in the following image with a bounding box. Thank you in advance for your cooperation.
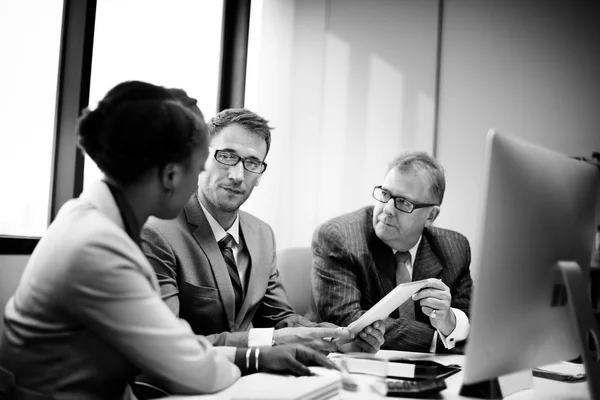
[309,206,473,353]
[141,192,318,347]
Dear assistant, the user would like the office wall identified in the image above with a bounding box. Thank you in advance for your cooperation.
[435,0,600,276]
[245,0,440,249]
[0,255,28,333]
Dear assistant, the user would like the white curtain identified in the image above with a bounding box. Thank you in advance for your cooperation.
[243,0,439,250]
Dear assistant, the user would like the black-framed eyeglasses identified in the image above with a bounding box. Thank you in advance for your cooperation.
[372,186,437,214]
[212,148,267,174]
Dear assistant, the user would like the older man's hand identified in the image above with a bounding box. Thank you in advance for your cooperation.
[412,279,456,336]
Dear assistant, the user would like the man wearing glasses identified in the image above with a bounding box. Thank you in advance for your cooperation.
[141,108,384,354]
[309,151,473,352]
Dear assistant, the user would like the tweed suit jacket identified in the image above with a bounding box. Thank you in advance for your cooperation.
[0,181,239,400]
[141,192,318,348]
[309,206,473,353]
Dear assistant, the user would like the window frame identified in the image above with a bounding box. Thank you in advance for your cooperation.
[218,0,251,112]
[0,0,251,255]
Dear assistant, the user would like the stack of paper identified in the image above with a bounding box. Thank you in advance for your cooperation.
[229,367,341,400]
[329,353,461,379]
[330,355,411,378]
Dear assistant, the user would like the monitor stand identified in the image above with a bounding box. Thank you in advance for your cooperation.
[460,261,600,399]
[459,370,532,399]
[559,261,599,400]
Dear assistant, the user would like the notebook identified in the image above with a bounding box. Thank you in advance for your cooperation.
[229,367,340,400]
[532,361,586,382]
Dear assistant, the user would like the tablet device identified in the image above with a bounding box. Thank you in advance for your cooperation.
[346,279,431,335]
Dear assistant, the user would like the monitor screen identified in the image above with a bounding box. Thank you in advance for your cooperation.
[462,130,599,385]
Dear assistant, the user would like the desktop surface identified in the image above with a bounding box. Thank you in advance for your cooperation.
[162,350,590,400]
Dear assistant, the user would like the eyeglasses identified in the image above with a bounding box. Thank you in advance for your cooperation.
[372,186,437,214]
[212,148,267,174]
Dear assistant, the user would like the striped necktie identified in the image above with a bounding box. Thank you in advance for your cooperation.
[218,233,244,315]
[395,251,415,319]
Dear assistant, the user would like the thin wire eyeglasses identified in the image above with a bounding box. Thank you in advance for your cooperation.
[372,186,437,214]
[211,148,267,174]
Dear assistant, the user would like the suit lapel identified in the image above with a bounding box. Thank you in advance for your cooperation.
[236,215,268,327]
[185,193,236,330]
[412,233,443,281]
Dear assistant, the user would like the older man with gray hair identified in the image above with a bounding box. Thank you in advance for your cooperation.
[309,151,473,353]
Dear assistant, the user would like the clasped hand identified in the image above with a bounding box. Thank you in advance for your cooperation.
[273,321,385,354]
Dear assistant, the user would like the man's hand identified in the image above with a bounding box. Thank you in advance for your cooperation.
[334,321,386,353]
[258,344,338,376]
[412,279,456,336]
[273,327,353,352]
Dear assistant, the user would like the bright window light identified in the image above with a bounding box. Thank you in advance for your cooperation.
[84,0,224,188]
[0,0,64,236]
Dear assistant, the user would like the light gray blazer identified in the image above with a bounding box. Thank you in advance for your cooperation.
[141,192,319,347]
[0,181,240,400]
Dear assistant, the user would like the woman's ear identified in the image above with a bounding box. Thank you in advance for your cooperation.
[160,163,184,196]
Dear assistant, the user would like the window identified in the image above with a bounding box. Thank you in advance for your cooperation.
[84,0,224,188]
[0,0,64,236]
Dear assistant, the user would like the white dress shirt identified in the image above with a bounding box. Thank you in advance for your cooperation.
[199,202,275,347]
[394,235,470,352]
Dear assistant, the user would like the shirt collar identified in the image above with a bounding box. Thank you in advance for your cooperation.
[393,235,422,264]
[103,180,141,247]
[198,199,240,245]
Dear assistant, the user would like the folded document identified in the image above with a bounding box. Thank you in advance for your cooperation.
[346,279,433,334]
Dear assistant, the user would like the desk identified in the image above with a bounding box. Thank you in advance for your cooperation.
[164,350,590,400]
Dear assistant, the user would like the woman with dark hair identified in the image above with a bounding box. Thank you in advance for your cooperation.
[0,81,333,400]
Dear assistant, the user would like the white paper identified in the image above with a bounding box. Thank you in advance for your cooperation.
[229,367,340,400]
[346,279,432,334]
[330,356,416,378]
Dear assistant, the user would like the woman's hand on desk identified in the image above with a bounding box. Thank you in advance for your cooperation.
[334,321,386,354]
[258,344,338,376]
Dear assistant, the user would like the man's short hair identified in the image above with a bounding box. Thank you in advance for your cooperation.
[207,108,273,156]
[387,151,446,205]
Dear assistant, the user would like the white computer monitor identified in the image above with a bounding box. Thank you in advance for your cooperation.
[462,130,599,395]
